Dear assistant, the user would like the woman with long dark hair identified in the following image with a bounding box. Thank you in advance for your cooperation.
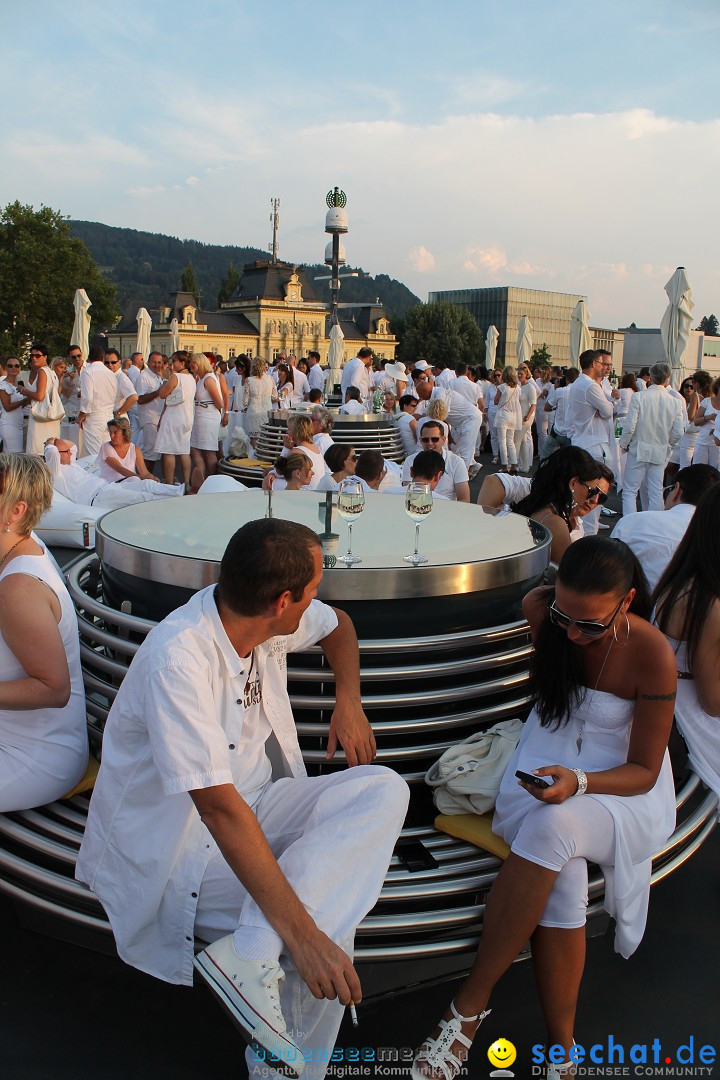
[653,484,720,800]
[412,537,676,1080]
[477,447,613,563]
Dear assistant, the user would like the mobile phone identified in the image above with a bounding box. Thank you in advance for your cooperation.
[396,838,439,873]
[515,769,551,789]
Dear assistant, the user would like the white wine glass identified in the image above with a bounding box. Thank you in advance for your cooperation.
[403,481,433,566]
[337,477,365,566]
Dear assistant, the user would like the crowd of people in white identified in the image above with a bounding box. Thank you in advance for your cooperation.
[1,337,719,1080]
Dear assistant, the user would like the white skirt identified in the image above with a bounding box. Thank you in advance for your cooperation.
[190,404,222,451]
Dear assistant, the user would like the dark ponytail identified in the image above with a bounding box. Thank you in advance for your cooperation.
[530,537,651,727]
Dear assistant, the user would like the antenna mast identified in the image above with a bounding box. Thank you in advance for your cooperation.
[269,198,280,263]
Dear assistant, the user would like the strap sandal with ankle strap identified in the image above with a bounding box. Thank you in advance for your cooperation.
[546,1044,578,1078]
[411,1000,491,1080]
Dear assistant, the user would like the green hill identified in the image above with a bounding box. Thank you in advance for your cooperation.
[70,220,420,321]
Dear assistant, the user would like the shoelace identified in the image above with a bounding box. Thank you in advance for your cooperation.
[258,962,286,1026]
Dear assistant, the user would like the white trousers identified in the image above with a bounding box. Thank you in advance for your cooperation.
[621,451,663,515]
[692,442,720,470]
[81,414,113,458]
[194,766,409,1080]
[94,478,183,508]
[535,411,550,456]
[512,796,616,929]
[451,415,483,470]
[513,422,534,473]
[495,421,518,467]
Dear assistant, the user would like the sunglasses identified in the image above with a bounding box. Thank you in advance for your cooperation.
[578,481,608,505]
[104,360,120,366]
[549,595,625,638]
[420,436,442,444]
[5,363,20,369]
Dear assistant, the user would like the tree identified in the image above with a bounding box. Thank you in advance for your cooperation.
[217,262,241,306]
[0,202,117,356]
[396,302,484,368]
[530,343,552,365]
[697,314,719,337]
[181,260,200,306]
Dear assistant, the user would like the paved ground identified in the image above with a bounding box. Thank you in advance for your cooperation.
[3,449,717,1078]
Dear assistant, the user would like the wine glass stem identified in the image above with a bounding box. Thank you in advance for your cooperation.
[414,523,420,557]
[347,522,353,558]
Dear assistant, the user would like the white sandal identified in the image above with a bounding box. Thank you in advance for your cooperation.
[546,1044,577,1078]
[411,1000,491,1080]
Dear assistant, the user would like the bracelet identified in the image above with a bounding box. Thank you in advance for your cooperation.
[572,768,588,796]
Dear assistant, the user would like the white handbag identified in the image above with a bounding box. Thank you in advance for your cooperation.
[425,718,524,815]
[31,370,65,423]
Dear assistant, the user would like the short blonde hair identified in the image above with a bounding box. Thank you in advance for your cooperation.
[51,356,68,373]
[250,357,267,377]
[426,398,448,422]
[0,453,53,533]
[191,353,213,377]
[108,417,131,443]
[502,366,518,387]
[287,415,314,444]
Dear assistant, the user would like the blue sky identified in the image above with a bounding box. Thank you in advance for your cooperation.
[3,0,719,327]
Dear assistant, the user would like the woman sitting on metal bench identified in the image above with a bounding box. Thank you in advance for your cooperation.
[412,537,676,1080]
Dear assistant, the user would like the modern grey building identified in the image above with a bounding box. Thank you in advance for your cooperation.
[429,285,586,367]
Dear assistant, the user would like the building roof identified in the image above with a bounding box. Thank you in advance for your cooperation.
[228,260,321,304]
[113,303,257,337]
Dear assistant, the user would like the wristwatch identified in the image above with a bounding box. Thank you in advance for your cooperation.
[572,768,588,796]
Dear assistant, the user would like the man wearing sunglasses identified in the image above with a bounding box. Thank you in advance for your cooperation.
[400,420,470,502]
[619,362,684,517]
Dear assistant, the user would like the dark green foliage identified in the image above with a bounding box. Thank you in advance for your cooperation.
[396,302,484,367]
[530,343,552,364]
[217,262,241,306]
[70,221,420,319]
[697,314,719,337]
[180,261,199,306]
[0,203,117,356]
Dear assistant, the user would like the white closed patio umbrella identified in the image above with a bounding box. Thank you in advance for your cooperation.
[327,322,345,389]
[136,308,152,362]
[570,300,592,366]
[485,324,499,370]
[170,318,180,355]
[516,315,533,368]
[71,289,92,362]
[660,267,694,390]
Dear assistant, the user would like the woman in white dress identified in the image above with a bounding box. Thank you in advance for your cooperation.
[315,444,358,491]
[0,358,27,453]
[653,485,720,801]
[243,358,278,448]
[692,372,720,469]
[280,414,328,489]
[262,451,314,492]
[413,537,676,1080]
[675,376,700,472]
[188,353,224,481]
[17,343,63,455]
[155,352,196,487]
[494,366,521,473]
[395,395,419,456]
[0,453,88,811]
[514,364,538,474]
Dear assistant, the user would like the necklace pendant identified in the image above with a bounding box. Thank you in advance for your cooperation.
[576,734,583,754]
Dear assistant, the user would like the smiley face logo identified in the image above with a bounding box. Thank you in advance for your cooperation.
[488,1038,517,1072]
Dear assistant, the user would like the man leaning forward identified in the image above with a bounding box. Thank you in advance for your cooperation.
[77,519,409,1079]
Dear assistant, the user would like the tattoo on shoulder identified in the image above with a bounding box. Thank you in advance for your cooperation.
[640,691,677,701]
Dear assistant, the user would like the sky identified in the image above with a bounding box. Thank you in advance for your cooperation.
[2,0,719,328]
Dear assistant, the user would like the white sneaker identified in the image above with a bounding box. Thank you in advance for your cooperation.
[193,935,304,1077]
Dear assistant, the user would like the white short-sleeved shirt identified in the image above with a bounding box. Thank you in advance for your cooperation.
[401,447,468,500]
[76,588,338,987]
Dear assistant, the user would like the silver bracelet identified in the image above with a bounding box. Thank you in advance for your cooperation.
[572,768,588,796]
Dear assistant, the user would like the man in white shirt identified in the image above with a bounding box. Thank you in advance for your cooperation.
[77,519,408,1078]
[306,351,326,394]
[619,362,684,515]
[611,464,719,590]
[135,352,166,465]
[104,350,139,418]
[452,363,484,408]
[338,387,366,415]
[126,352,145,387]
[126,352,146,443]
[340,348,373,402]
[565,350,614,534]
[401,420,470,502]
[415,380,483,476]
[432,362,456,389]
[77,344,119,458]
[44,440,182,506]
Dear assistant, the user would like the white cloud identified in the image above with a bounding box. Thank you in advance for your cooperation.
[409,246,435,272]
